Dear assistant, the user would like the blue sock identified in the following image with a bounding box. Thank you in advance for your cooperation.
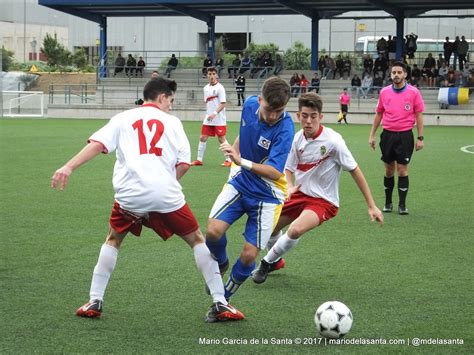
[224,258,256,300]
[206,233,228,266]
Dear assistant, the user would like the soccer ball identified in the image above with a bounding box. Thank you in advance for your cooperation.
[314,301,353,339]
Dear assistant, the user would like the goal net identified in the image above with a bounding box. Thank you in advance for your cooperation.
[2,91,44,118]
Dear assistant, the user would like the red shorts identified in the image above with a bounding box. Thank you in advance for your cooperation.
[201,125,227,137]
[281,191,338,226]
[109,202,199,240]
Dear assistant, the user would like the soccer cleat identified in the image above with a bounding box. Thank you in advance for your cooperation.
[382,203,393,213]
[252,259,273,284]
[221,160,232,167]
[191,160,203,166]
[205,302,244,323]
[269,258,286,272]
[398,205,409,215]
[76,299,103,318]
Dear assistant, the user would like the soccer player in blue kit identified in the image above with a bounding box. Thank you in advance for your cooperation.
[204,77,294,322]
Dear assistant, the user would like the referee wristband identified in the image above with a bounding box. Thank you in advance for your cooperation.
[241,159,253,171]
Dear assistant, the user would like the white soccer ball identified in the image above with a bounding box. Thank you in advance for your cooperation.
[314,301,353,339]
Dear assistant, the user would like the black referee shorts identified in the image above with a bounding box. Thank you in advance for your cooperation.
[379,129,414,165]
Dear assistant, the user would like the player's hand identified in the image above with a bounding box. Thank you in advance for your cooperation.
[219,142,238,163]
[368,206,384,226]
[286,184,301,201]
[206,112,217,120]
[415,140,424,151]
[368,136,376,151]
[51,165,73,190]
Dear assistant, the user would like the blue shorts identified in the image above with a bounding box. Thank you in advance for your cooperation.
[209,184,282,249]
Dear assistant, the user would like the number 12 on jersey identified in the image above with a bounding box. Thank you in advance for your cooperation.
[132,119,164,156]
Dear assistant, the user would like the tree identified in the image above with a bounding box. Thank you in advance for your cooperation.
[41,33,71,67]
[72,47,87,69]
[1,46,14,72]
[284,41,311,70]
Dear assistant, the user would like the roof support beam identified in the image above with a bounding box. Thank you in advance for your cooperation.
[366,0,402,17]
[273,0,314,18]
[162,3,210,22]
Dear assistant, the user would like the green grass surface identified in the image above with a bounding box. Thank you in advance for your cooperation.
[0,119,473,354]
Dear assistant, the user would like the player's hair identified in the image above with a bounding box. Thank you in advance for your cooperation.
[261,77,291,109]
[298,92,323,113]
[143,77,177,101]
[391,61,407,72]
[207,66,217,74]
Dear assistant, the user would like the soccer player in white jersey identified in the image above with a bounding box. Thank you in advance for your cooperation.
[51,77,243,322]
[252,92,384,284]
[192,67,231,167]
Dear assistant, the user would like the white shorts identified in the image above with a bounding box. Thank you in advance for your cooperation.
[209,184,282,249]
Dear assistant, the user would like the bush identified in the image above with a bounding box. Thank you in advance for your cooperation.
[72,48,87,69]
[41,33,72,67]
[2,46,15,72]
[284,41,311,70]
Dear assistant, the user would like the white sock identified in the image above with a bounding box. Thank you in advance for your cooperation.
[264,232,299,264]
[266,230,282,250]
[193,243,227,305]
[89,243,118,301]
[197,141,206,162]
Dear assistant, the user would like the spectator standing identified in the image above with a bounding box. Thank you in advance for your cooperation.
[228,55,241,78]
[343,57,352,79]
[318,55,326,76]
[335,55,344,79]
[202,55,213,78]
[273,54,283,75]
[457,36,469,71]
[136,56,146,77]
[235,75,246,106]
[113,53,125,77]
[215,57,224,77]
[443,37,454,67]
[373,73,384,96]
[453,36,460,70]
[125,54,137,77]
[363,54,374,77]
[164,54,178,78]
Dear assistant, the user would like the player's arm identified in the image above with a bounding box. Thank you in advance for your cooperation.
[368,112,383,150]
[349,166,384,225]
[51,141,104,190]
[219,142,283,181]
[285,169,300,201]
[415,112,424,151]
[175,163,190,180]
[232,135,240,155]
[207,102,226,120]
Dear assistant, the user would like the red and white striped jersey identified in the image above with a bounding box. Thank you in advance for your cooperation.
[285,126,357,207]
[203,81,226,126]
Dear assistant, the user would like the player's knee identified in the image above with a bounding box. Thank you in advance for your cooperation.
[240,245,259,265]
[206,224,223,240]
[287,225,305,239]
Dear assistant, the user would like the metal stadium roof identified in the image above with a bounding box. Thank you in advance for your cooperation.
[39,0,474,23]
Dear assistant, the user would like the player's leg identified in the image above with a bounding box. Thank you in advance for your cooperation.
[380,130,397,212]
[397,163,409,214]
[76,227,127,318]
[225,200,280,297]
[217,133,231,166]
[395,131,414,215]
[206,184,244,271]
[193,132,209,165]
